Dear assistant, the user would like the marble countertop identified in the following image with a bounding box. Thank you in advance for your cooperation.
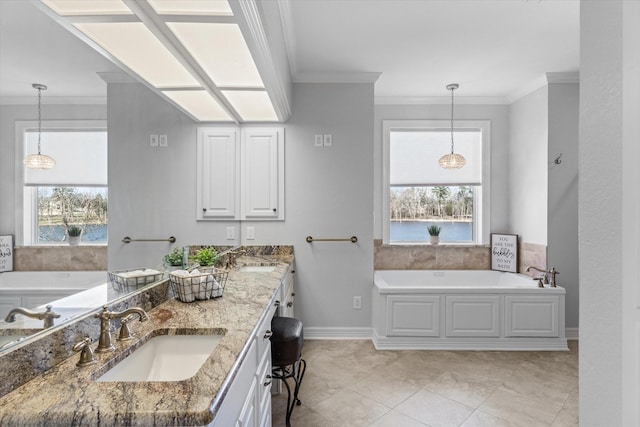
[0,255,293,426]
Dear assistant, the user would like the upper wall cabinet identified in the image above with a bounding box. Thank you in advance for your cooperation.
[197,127,284,221]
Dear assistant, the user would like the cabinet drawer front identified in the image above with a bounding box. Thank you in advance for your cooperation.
[505,296,559,337]
[445,296,500,337]
[386,295,440,337]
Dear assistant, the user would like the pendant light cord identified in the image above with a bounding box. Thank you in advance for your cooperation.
[449,85,455,155]
[37,86,42,155]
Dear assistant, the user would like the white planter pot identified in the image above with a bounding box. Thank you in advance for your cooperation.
[68,235,81,246]
[429,235,440,245]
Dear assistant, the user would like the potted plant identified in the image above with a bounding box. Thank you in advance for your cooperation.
[164,247,184,268]
[67,225,82,246]
[427,225,441,245]
[193,247,218,267]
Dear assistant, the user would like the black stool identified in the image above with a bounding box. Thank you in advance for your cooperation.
[270,316,306,427]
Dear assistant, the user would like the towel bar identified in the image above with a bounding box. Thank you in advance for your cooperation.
[305,236,357,243]
[122,236,176,244]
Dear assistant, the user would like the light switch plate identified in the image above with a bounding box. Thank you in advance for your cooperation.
[150,134,159,147]
[323,134,332,147]
[226,227,235,240]
[159,134,168,147]
[314,134,323,147]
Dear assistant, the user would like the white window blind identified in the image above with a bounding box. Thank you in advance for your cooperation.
[390,130,482,186]
[23,131,108,186]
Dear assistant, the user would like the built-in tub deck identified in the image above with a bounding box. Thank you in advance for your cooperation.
[372,270,568,351]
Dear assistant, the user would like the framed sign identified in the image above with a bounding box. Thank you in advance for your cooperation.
[0,235,14,272]
[491,233,518,272]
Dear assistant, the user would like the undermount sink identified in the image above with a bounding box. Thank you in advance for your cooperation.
[239,265,276,273]
[97,333,224,382]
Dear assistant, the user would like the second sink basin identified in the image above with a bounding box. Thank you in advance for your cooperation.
[239,265,276,273]
[97,333,223,382]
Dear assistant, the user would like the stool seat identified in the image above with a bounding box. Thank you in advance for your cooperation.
[271,316,304,367]
[270,316,306,427]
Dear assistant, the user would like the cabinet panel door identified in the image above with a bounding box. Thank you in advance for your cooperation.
[197,127,240,220]
[386,295,440,337]
[241,128,284,220]
[505,296,559,337]
[445,296,500,337]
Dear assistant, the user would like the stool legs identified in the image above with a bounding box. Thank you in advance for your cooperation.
[272,358,306,427]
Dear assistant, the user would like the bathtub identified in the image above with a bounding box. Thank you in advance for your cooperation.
[371,270,567,351]
[0,271,107,320]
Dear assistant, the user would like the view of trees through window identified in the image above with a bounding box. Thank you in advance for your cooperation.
[36,187,108,244]
[390,185,474,242]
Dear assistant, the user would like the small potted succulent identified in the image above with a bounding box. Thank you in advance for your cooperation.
[67,225,82,246]
[427,225,441,245]
[193,246,219,267]
[164,247,184,268]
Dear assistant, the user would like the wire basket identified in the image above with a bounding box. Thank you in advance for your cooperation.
[108,268,164,292]
[169,270,228,303]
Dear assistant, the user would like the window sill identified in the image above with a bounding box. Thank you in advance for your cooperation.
[377,241,490,249]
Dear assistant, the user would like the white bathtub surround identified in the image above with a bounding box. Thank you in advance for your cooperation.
[372,270,567,351]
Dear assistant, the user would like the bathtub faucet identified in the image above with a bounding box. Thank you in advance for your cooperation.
[525,266,559,288]
[4,304,60,328]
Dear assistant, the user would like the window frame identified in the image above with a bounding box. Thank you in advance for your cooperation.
[382,119,491,245]
[15,120,108,246]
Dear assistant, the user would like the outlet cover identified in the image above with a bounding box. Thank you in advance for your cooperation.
[323,134,332,147]
[159,134,168,147]
[353,296,362,309]
[314,134,323,147]
[246,226,255,240]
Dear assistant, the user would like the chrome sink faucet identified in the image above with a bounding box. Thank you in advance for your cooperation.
[525,266,559,287]
[94,305,148,353]
[4,304,60,328]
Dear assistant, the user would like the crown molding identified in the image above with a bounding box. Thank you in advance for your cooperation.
[0,96,107,106]
[375,95,509,105]
[546,71,580,84]
[236,0,291,121]
[294,72,382,84]
[277,0,298,79]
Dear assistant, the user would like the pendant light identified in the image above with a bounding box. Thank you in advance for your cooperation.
[23,83,56,170]
[439,83,466,169]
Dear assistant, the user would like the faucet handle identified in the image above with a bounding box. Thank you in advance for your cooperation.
[117,314,136,341]
[73,337,97,367]
[532,277,544,288]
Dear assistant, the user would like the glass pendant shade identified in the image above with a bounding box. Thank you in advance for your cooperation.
[23,153,56,169]
[24,83,55,170]
[440,83,466,170]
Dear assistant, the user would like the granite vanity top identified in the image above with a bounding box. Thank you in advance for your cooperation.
[0,255,293,426]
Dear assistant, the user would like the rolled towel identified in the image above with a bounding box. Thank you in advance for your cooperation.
[211,279,223,298]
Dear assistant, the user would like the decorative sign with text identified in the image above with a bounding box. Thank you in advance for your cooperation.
[491,233,518,273]
[0,235,13,272]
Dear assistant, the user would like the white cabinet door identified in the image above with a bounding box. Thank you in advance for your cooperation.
[386,295,440,337]
[241,128,284,220]
[197,127,240,220]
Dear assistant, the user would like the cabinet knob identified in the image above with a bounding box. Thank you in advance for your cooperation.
[263,374,272,387]
[263,330,273,340]
[274,300,280,307]
[202,208,206,212]
[273,208,277,212]
[287,301,293,308]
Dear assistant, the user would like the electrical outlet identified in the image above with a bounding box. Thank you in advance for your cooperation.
[150,134,159,147]
[159,134,168,147]
[353,296,362,309]
[314,134,323,147]
[226,227,235,240]
[246,226,255,240]
[323,134,332,147]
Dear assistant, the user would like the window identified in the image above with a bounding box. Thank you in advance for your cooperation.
[383,120,490,244]
[19,121,108,245]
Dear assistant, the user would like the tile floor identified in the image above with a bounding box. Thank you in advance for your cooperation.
[272,340,578,427]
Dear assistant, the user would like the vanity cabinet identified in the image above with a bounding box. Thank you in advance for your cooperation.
[197,127,284,221]
[211,293,278,427]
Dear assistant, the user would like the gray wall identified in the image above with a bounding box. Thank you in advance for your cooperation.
[579,1,624,424]
[373,103,511,241]
[548,82,579,330]
[508,86,548,245]
[0,104,107,238]
[107,81,375,331]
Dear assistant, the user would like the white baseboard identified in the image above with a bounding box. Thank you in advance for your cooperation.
[565,327,579,340]
[304,327,372,340]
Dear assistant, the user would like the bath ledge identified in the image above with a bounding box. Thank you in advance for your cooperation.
[378,243,490,248]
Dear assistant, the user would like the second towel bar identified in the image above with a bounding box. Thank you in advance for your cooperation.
[306,236,358,243]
